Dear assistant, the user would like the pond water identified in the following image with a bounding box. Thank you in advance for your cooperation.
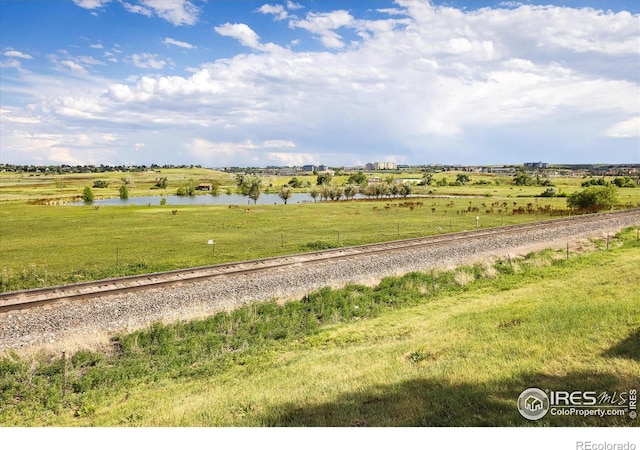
[71,192,367,206]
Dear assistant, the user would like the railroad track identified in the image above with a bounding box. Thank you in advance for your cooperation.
[1,208,638,313]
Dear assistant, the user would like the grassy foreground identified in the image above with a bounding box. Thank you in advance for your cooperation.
[1,228,638,427]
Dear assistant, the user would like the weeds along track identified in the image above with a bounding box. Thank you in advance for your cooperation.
[2,208,639,314]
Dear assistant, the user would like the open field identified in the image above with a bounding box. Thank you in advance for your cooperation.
[2,169,639,292]
[2,167,640,203]
[1,228,638,426]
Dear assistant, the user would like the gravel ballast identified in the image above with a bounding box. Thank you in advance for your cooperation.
[1,211,638,353]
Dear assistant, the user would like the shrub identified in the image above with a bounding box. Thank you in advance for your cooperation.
[581,177,609,187]
[119,184,129,199]
[81,186,94,202]
[154,177,168,189]
[539,187,557,197]
[567,185,618,211]
[92,180,109,188]
[300,241,338,251]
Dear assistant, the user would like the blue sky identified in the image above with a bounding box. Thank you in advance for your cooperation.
[1,0,638,167]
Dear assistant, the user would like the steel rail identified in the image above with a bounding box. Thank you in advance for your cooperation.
[1,208,638,313]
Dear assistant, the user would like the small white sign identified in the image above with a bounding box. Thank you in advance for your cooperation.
[207,240,215,245]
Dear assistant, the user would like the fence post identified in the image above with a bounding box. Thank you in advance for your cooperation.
[62,349,67,399]
[431,269,435,296]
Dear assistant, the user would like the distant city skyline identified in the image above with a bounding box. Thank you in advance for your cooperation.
[1,0,639,167]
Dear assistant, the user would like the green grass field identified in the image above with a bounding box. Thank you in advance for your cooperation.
[1,169,639,292]
[1,228,638,426]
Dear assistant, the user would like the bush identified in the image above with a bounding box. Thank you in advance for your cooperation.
[93,180,109,188]
[300,241,338,251]
[119,184,129,199]
[612,177,637,188]
[539,187,557,197]
[582,178,609,187]
[81,186,94,202]
[567,185,618,211]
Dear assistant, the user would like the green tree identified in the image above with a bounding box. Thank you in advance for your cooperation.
[316,173,333,186]
[582,177,609,187]
[246,177,262,204]
[154,177,168,189]
[309,187,320,203]
[420,173,434,186]
[513,167,534,186]
[567,185,618,212]
[278,185,293,204]
[612,177,637,188]
[456,173,470,185]
[343,184,358,200]
[399,182,413,198]
[82,186,94,202]
[347,171,367,186]
[119,183,129,199]
[328,186,343,201]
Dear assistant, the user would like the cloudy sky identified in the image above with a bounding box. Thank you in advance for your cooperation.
[1,0,638,167]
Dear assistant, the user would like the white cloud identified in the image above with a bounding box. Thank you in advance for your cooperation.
[72,0,111,9]
[214,23,284,53]
[289,10,354,49]
[126,0,200,26]
[0,108,41,124]
[122,2,152,17]
[215,23,262,49]
[61,60,89,75]
[74,0,199,25]
[257,4,289,21]
[3,50,33,59]
[131,53,168,69]
[286,1,303,10]
[162,37,195,49]
[263,140,296,148]
[605,117,640,138]
[187,138,313,166]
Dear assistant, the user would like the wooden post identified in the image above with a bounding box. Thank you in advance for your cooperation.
[62,349,67,399]
[431,269,435,296]
[566,242,569,260]
[606,235,609,250]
